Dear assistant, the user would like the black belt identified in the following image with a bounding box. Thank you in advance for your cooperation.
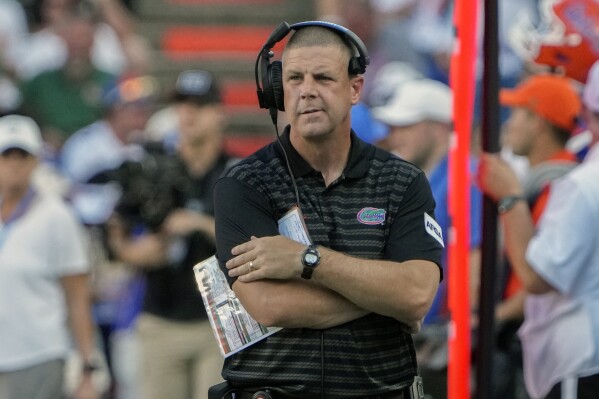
[208,382,408,399]
[230,389,407,399]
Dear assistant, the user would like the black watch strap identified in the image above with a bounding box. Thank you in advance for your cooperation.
[82,360,99,374]
[497,195,526,214]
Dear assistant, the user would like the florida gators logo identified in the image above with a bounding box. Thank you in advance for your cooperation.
[357,207,386,225]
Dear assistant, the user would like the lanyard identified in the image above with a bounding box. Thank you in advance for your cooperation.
[0,187,37,250]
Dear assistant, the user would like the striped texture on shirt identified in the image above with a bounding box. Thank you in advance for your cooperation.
[218,136,438,397]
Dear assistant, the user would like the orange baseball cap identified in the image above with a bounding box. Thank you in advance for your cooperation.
[500,74,581,131]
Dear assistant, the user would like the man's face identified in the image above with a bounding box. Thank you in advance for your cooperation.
[282,45,362,140]
[176,102,224,142]
[584,106,599,139]
[0,148,37,191]
[61,18,95,61]
[503,107,536,156]
[176,102,225,170]
[111,103,151,142]
[123,103,151,132]
[386,121,436,169]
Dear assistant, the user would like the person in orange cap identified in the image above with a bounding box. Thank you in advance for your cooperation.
[486,73,582,398]
[498,74,581,221]
[478,71,595,398]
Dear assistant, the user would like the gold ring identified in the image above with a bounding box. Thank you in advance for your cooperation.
[249,261,254,270]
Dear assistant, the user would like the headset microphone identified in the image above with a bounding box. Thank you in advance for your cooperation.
[264,21,292,52]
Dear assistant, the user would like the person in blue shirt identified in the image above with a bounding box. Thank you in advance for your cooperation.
[373,78,482,399]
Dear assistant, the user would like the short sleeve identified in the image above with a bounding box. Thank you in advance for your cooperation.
[214,177,280,286]
[50,201,89,276]
[386,172,444,276]
[526,177,597,295]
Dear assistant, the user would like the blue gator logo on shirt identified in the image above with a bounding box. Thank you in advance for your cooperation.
[357,207,386,225]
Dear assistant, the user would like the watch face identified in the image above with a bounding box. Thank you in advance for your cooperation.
[301,246,320,279]
[304,253,319,265]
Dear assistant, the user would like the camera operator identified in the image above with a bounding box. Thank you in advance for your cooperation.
[106,70,235,399]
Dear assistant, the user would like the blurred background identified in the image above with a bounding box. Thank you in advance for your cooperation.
[2,1,597,398]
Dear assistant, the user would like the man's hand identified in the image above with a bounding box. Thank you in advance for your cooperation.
[112,232,167,268]
[226,236,304,282]
[72,375,98,399]
[476,153,523,201]
[162,209,214,237]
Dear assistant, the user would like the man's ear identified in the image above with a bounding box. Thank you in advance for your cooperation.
[532,113,551,135]
[350,75,364,105]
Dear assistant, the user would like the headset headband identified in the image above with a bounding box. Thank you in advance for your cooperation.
[287,21,370,73]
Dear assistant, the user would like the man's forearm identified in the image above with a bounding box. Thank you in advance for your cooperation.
[225,235,439,328]
[62,275,96,362]
[501,202,554,294]
[233,279,369,329]
[313,248,440,326]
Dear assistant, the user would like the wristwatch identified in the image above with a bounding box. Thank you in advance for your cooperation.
[300,245,321,279]
[497,195,526,215]
[82,360,99,375]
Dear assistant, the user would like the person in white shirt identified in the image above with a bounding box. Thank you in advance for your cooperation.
[0,115,98,399]
[477,64,599,398]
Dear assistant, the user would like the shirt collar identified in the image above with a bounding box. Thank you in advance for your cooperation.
[547,149,578,162]
[275,125,373,179]
[585,142,599,163]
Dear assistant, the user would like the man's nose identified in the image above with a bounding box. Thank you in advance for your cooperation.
[300,77,317,98]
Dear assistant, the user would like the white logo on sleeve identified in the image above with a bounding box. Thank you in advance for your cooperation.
[424,213,444,247]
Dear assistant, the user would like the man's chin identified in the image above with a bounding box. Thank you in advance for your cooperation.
[295,120,327,136]
[296,126,330,141]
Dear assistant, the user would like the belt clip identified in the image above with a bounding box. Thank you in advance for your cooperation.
[408,376,425,399]
[252,390,273,399]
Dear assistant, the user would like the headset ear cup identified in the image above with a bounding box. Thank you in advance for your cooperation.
[348,57,364,75]
[269,61,285,111]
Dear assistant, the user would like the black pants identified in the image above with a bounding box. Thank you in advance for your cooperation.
[546,373,599,399]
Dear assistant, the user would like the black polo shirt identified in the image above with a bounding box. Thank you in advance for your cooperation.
[214,126,443,398]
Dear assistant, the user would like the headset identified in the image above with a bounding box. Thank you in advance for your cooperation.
[253,21,369,208]
[254,20,370,122]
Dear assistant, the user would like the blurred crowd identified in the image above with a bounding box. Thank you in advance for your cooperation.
[0,0,598,398]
